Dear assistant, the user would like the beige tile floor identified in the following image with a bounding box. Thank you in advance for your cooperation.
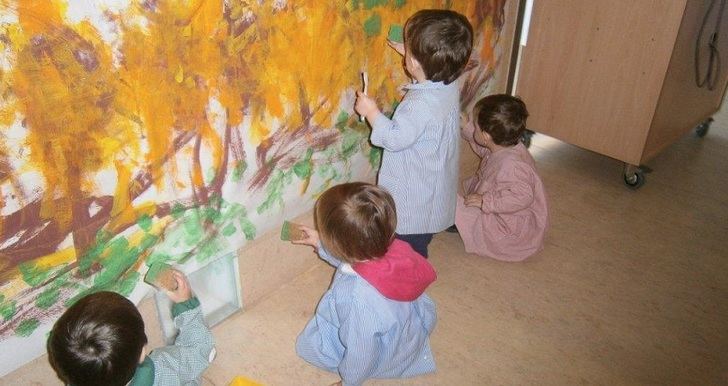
[4,125,728,385]
[201,126,728,386]
[202,124,728,385]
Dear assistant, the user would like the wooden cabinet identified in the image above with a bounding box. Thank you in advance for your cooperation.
[515,0,728,184]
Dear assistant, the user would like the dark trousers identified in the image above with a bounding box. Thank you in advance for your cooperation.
[395,233,434,258]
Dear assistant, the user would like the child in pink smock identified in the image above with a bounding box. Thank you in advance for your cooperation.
[455,94,548,261]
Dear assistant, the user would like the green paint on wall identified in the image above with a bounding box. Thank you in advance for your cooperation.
[205,167,216,185]
[139,234,159,251]
[171,203,186,219]
[0,295,16,321]
[146,253,173,267]
[15,318,40,337]
[197,237,223,262]
[93,237,139,288]
[117,271,141,296]
[364,14,382,37]
[209,194,223,207]
[293,148,314,180]
[217,201,255,240]
[182,211,204,246]
[316,157,336,179]
[98,229,112,240]
[222,223,236,236]
[232,160,247,182]
[387,24,403,43]
[137,214,153,232]
[364,0,388,9]
[239,217,256,240]
[257,169,292,214]
[153,197,257,264]
[340,129,362,160]
[203,206,224,224]
[79,230,114,275]
[18,261,53,287]
[335,111,349,131]
[35,286,60,310]
[369,147,382,169]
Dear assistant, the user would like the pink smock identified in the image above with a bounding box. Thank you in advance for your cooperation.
[455,126,548,261]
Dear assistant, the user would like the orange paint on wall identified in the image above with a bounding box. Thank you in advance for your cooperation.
[16,0,66,36]
[12,3,117,232]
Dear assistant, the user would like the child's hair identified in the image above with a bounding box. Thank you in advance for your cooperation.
[405,9,474,85]
[474,94,529,146]
[315,182,397,264]
[48,291,148,386]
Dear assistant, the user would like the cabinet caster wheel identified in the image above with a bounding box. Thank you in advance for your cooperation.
[521,129,535,148]
[695,118,712,138]
[624,171,645,189]
[623,164,649,190]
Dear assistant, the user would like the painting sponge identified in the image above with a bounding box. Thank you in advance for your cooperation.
[280,220,306,241]
[388,24,403,43]
[144,263,178,291]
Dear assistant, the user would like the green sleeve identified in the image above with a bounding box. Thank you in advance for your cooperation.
[128,356,155,386]
[171,296,200,318]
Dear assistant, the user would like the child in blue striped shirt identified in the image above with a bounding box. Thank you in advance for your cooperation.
[355,9,474,258]
[291,182,437,386]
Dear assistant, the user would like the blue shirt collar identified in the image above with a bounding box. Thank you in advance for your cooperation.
[403,80,449,90]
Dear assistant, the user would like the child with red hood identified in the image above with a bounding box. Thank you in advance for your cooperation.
[291,182,437,386]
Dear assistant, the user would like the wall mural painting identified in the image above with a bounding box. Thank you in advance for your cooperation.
[0,0,507,343]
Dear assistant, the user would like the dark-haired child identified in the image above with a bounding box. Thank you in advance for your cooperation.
[456,94,548,261]
[355,9,474,258]
[291,182,437,386]
[47,270,215,386]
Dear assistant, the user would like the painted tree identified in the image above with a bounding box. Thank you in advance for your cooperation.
[0,0,508,340]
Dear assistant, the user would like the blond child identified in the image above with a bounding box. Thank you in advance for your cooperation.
[291,182,437,386]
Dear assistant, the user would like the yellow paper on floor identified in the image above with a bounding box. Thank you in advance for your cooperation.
[229,375,263,386]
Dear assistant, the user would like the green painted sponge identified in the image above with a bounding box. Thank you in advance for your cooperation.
[388,24,403,43]
[144,263,177,291]
[280,220,305,241]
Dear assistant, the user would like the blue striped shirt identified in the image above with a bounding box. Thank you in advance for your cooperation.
[370,80,460,234]
[296,247,437,386]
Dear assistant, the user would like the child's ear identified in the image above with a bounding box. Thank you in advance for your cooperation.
[407,55,422,70]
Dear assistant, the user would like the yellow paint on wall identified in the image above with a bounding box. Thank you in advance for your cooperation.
[0,247,75,299]
[0,0,507,333]
[109,161,135,228]
[16,0,66,36]
[34,248,76,270]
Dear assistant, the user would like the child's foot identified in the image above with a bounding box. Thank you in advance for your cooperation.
[445,224,459,233]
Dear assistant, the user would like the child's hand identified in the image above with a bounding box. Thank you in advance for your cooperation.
[460,112,469,128]
[164,270,192,304]
[387,39,405,56]
[464,193,484,208]
[462,116,476,141]
[355,91,380,121]
[291,225,320,249]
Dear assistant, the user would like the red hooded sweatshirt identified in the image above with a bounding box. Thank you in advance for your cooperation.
[352,239,437,301]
